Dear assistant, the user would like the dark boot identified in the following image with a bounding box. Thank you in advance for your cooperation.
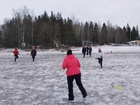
[68,94,74,101]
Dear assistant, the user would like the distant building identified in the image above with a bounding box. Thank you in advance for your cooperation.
[127,40,140,45]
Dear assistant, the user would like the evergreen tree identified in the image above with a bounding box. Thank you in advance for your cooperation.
[115,27,124,44]
[1,19,19,48]
[122,27,127,43]
[0,30,3,47]
[100,23,107,45]
[131,26,137,40]
[93,23,99,44]
[84,22,89,42]
[65,18,77,45]
[126,24,131,41]
[89,21,94,44]
[136,25,139,39]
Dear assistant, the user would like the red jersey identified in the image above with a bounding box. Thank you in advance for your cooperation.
[13,50,19,55]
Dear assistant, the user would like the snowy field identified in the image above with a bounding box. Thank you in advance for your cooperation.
[0,46,140,105]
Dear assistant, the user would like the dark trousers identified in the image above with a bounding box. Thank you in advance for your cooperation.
[89,51,91,57]
[83,52,86,58]
[67,74,87,100]
[32,55,35,61]
[14,54,18,62]
[98,58,103,68]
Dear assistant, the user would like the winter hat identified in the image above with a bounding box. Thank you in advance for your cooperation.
[67,49,72,55]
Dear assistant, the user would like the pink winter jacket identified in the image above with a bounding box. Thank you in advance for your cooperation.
[62,54,81,76]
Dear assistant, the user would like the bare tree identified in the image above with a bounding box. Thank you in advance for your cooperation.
[12,6,32,48]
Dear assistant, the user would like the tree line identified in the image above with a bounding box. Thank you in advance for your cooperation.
[0,7,139,49]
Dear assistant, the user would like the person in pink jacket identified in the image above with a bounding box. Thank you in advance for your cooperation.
[13,48,19,62]
[62,49,87,101]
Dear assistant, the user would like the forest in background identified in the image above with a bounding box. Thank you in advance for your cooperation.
[0,7,139,49]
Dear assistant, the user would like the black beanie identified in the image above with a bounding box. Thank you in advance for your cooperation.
[67,49,72,55]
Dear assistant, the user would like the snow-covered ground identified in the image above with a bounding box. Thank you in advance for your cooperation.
[0,45,140,105]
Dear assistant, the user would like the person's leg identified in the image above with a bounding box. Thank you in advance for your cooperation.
[17,55,18,59]
[67,76,74,100]
[98,58,102,68]
[83,53,85,58]
[34,56,35,61]
[14,55,17,62]
[87,52,88,55]
[75,74,87,98]
[98,58,100,64]
[100,58,103,68]
[15,57,16,62]
[32,56,35,61]
[89,52,91,57]
[33,56,35,61]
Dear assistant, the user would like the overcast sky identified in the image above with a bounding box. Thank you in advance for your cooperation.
[0,0,140,28]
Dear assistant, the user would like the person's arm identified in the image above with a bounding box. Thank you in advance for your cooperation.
[18,50,19,54]
[30,50,32,55]
[101,52,104,58]
[82,48,84,53]
[62,59,67,70]
[35,50,37,56]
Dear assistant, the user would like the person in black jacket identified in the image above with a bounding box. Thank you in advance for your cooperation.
[86,46,89,55]
[82,46,86,58]
[88,46,92,57]
[31,46,37,61]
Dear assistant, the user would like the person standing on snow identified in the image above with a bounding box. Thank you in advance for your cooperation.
[86,46,89,55]
[82,46,86,58]
[62,49,87,101]
[13,48,19,62]
[95,48,103,68]
[31,46,37,62]
[88,46,92,57]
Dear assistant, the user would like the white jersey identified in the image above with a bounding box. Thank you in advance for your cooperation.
[95,52,103,58]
